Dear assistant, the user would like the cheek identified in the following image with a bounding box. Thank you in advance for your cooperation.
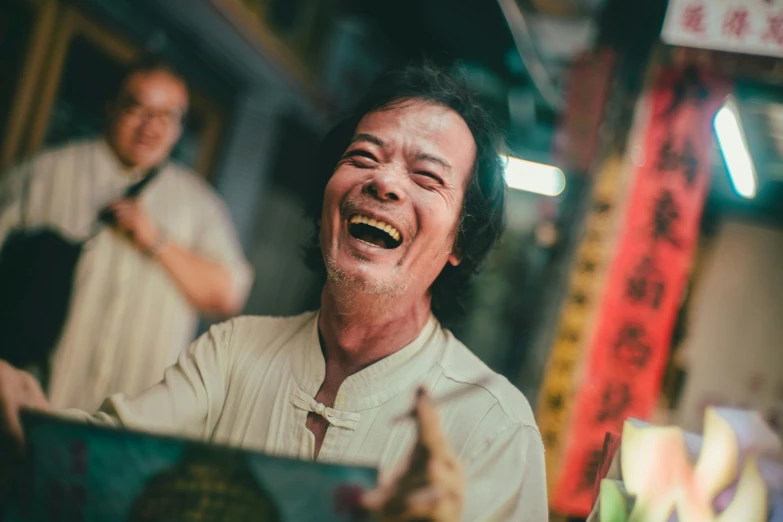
[417,195,461,245]
[123,121,149,147]
[113,120,134,142]
[321,177,342,217]
[323,167,360,212]
[159,129,178,150]
[320,176,347,236]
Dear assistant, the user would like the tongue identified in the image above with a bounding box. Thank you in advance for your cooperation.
[358,232,387,248]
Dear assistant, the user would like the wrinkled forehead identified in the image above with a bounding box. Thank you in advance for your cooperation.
[119,69,189,110]
[355,100,477,179]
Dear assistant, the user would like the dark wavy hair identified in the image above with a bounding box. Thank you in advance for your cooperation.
[304,63,506,321]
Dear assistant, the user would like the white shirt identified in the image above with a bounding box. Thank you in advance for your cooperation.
[66,312,548,521]
[0,139,253,412]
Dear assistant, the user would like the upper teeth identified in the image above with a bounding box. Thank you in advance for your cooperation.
[349,214,401,242]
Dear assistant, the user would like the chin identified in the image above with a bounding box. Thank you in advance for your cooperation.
[324,253,406,297]
[136,156,163,169]
[127,147,166,168]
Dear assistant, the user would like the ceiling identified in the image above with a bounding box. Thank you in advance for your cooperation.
[340,0,609,158]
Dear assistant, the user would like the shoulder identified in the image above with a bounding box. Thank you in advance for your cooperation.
[436,329,540,445]
[159,162,223,207]
[436,327,538,432]
[9,140,94,176]
[210,311,318,355]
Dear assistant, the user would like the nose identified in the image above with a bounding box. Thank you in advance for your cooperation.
[363,168,405,203]
[137,118,162,137]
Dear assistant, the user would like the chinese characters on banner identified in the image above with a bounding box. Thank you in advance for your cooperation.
[662,0,783,58]
[550,67,729,517]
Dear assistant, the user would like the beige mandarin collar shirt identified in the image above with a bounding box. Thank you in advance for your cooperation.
[68,312,548,521]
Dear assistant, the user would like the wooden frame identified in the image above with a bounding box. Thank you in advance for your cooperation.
[0,0,58,169]
[210,0,325,106]
[24,4,139,156]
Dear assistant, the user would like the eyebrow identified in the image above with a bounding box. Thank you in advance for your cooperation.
[416,152,451,171]
[351,133,385,148]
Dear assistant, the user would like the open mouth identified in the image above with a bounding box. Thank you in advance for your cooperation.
[348,214,402,249]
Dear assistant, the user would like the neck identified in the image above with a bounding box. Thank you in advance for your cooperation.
[318,283,432,379]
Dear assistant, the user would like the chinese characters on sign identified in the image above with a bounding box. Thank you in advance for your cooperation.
[765,13,783,45]
[549,67,728,517]
[663,0,783,58]
[722,7,751,39]
[682,5,707,34]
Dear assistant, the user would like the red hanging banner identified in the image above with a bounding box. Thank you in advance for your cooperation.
[551,67,730,516]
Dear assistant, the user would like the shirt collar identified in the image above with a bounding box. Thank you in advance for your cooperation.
[293,311,444,412]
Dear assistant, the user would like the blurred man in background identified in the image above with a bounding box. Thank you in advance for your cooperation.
[0,59,252,412]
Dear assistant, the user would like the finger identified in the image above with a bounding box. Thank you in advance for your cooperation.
[0,371,23,447]
[426,456,463,493]
[112,205,136,217]
[108,201,132,212]
[402,486,447,520]
[414,387,449,452]
[0,395,22,447]
[110,207,129,221]
[112,212,136,232]
[360,486,389,512]
[360,465,404,511]
[20,373,50,412]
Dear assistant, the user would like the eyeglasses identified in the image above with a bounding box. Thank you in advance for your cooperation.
[117,95,186,127]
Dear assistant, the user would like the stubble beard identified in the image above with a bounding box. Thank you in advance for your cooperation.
[323,252,409,315]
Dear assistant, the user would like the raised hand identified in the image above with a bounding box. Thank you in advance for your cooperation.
[362,387,464,521]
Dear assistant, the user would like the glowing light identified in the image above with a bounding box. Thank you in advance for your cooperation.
[714,98,758,199]
[501,155,566,196]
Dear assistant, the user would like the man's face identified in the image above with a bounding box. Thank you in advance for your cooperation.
[107,70,188,170]
[319,100,476,302]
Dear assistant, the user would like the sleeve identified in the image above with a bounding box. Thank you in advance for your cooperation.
[192,192,254,305]
[462,424,549,522]
[58,319,236,440]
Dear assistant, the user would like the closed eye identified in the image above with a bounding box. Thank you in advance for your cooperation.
[415,171,443,184]
[343,149,378,166]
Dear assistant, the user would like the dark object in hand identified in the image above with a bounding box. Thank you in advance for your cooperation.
[98,168,161,226]
[98,206,118,225]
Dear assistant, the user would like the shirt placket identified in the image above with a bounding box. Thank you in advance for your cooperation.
[88,169,139,399]
[289,387,361,462]
[91,239,132,399]
[316,420,354,464]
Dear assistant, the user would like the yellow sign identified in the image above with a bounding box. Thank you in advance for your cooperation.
[536,154,627,500]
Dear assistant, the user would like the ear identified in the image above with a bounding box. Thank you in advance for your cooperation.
[447,229,462,267]
[447,247,461,267]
